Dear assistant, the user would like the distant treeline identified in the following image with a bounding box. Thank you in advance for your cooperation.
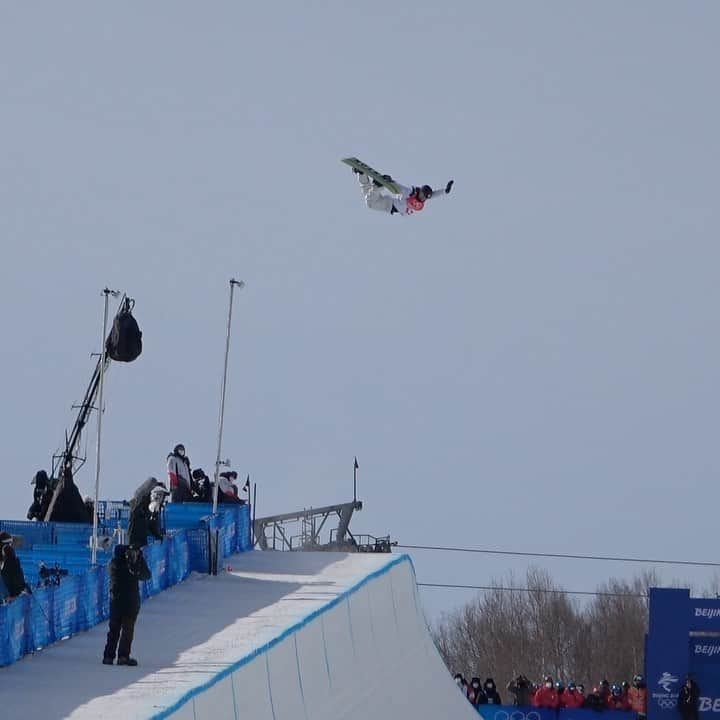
[431,567,718,686]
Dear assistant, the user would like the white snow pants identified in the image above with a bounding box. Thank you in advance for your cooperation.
[358,173,396,214]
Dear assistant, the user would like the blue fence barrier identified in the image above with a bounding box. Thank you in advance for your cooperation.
[0,503,251,667]
[476,705,637,720]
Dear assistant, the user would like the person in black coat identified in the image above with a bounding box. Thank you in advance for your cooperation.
[583,688,606,711]
[27,470,52,521]
[0,531,26,600]
[677,676,700,720]
[191,468,212,502]
[128,477,165,549]
[484,677,502,704]
[507,675,533,706]
[102,544,151,665]
[469,677,487,707]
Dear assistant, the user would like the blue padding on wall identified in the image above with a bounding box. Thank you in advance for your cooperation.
[0,520,54,548]
[0,500,251,668]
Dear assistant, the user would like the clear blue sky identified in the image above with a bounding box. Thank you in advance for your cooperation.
[2,2,719,621]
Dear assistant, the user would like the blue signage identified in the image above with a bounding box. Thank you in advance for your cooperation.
[477,706,635,720]
[646,588,720,720]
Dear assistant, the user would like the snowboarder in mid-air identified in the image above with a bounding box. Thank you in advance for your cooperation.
[343,157,453,216]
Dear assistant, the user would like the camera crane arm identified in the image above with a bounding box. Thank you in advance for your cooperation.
[43,295,135,522]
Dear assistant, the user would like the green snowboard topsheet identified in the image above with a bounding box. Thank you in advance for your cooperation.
[342,157,403,195]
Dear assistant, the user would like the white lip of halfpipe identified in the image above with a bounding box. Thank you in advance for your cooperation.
[154,551,478,720]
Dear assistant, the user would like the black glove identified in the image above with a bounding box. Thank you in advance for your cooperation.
[445,180,454,194]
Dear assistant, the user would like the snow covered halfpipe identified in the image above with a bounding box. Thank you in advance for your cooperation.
[1,552,477,719]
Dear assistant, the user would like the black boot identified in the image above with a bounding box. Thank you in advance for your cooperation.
[102,656,114,665]
[117,656,138,666]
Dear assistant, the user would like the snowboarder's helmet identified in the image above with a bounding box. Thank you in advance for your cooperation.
[418,184,433,200]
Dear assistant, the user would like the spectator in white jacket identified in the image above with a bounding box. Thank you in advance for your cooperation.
[167,443,192,503]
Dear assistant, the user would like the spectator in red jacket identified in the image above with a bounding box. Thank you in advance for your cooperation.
[621,681,630,704]
[607,684,630,710]
[627,675,647,719]
[533,676,560,709]
[562,682,585,708]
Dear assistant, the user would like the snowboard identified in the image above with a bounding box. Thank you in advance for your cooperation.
[341,157,403,195]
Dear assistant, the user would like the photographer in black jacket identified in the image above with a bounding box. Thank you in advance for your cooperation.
[102,544,151,666]
[128,477,166,549]
[0,531,26,600]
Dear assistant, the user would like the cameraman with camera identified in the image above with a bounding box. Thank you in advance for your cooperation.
[0,531,27,601]
[102,544,151,666]
[38,561,69,587]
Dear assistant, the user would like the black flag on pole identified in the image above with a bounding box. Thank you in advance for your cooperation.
[354,457,359,470]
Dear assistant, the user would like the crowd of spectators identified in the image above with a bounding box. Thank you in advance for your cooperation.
[166,443,247,505]
[452,672,649,717]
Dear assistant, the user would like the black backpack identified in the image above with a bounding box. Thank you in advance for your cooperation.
[106,297,142,362]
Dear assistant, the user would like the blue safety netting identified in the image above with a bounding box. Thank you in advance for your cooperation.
[0,503,251,667]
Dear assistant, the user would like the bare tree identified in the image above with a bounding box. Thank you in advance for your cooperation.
[431,567,651,688]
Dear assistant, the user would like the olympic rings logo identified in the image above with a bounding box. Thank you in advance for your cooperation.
[656,699,676,710]
[492,711,542,720]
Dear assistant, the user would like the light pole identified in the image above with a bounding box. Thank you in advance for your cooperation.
[353,457,359,504]
[92,288,119,565]
[212,279,244,514]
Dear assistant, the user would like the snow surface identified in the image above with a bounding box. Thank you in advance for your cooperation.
[0,552,477,719]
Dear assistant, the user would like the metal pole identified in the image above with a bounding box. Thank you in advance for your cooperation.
[92,288,118,565]
[212,279,244,514]
[252,482,257,548]
[353,456,359,504]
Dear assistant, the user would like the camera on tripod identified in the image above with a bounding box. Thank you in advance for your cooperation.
[38,561,69,587]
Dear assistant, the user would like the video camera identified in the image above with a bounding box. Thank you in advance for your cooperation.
[38,561,69,587]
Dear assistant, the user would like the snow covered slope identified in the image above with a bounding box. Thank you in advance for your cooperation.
[0,552,477,719]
